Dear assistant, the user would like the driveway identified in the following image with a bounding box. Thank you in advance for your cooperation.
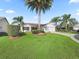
[52,32,79,43]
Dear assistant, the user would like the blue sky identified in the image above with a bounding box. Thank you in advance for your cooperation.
[0,0,79,24]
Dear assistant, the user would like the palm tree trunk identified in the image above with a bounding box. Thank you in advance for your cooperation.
[20,26,23,32]
[38,10,41,30]
[20,24,23,32]
[66,24,68,31]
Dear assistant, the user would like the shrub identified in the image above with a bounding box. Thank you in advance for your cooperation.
[0,32,8,36]
[32,30,45,34]
[56,26,73,32]
[19,32,26,36]
[8,25,20,37]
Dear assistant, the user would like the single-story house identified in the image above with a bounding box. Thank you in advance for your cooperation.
[44,23,57,33]
[0,17,57,33]
[11,22,57,33]
[0,17,9,33]
[73,24,79,31]
[23,23,45,32]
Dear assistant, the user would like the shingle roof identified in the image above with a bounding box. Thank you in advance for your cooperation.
[0,17,9,24]
[24,23,45,27]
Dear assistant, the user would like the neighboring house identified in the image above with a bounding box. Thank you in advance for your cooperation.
[23,23,45,32]
[73,24,79,31]
[44,23,57,33]
[0,17,9,33]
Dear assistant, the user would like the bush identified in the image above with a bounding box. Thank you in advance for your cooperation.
[0,32,8,36]
[19,32,26,36]
[32,30,45,34]
[56,26,73,32]
[8,25,20,37]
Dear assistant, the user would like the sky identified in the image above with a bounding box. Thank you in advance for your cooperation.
[0,0,79,24]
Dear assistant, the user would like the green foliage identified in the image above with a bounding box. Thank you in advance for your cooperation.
[51,14,78,32]
[56,26,66,32]
[50,16,61,23]
[12,16,24,32]
[32,29,45,34]
[60,14,78,31]
[8,25,20,36]
[25,0,53,13]
[24,0,53,30]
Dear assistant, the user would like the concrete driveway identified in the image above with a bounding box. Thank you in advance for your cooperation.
[52,32,79,43]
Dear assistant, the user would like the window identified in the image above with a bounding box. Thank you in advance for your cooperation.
[24,27,29,30]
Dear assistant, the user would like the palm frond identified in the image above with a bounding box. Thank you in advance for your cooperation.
[24,0,53,13]
[11,21,18,24]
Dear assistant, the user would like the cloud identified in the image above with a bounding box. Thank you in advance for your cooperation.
[0,9,4,11]
[69,0,79,3]
[76,12,79,16]
[5,9,15,14]
[74,10,79,16]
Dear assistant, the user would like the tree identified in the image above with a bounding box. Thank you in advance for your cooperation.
[60,14,78,31]
[69,18,78,26]
[24,0,53,30]
[50,16,61,25]
[12,16,24,32]
[60,14,71,31]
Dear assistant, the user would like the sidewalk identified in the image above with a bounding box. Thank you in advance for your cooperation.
[52,32,79,43]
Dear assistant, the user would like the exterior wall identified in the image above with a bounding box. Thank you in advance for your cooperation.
[44,23,56,33]
[73,24,79,31]
[23,24,31,32]
[0,17,9,33]
[73,27,79,31]
[23,23,56,33]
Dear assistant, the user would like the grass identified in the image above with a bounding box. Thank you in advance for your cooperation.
[0,33,79,59]
[67,31,79,34]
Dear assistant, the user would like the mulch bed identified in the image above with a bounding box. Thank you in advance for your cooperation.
[37,33,45,35]
[9,36,20,40]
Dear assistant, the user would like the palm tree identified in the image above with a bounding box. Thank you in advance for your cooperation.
[12,16,24,32]
[69,18,78,26]
[60,14,71,31]
[24,0,53,30]
[50,16,61,25]
[60,14,78,31]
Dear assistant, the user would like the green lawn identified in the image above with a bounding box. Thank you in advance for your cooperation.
[0,33,79,59]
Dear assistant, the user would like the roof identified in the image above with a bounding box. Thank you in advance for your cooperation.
[24,23,46,27]
[0,17,9,24]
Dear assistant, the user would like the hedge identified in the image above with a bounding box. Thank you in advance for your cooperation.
[32,30,45,34]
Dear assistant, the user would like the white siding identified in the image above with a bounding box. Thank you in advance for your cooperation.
[0,17,9,32]
[44,23,56,33]
[24,25,31,32]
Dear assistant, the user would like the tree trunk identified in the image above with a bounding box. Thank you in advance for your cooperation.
[20,23,23,32]
[20,26,23,32]
[38,10,41,30]
[66,24,68,32]
[66,20,68,32]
